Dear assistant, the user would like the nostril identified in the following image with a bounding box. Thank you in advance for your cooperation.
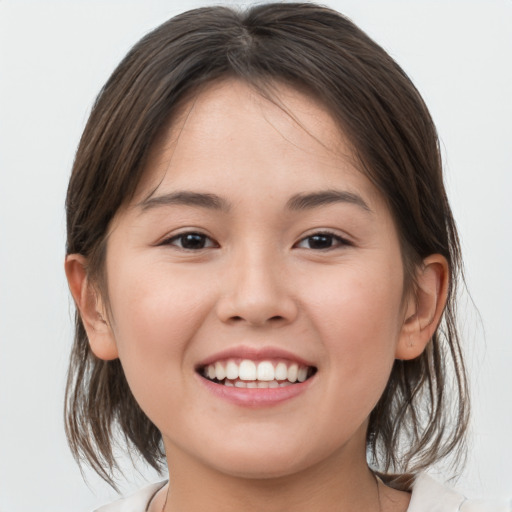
[228,314,286,325]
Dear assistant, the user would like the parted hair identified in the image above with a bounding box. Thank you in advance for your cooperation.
[65,2,469,489]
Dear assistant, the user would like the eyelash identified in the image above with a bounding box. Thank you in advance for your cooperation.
[294,231,352,250]
[161,230,351,251]
[162,232,218,250]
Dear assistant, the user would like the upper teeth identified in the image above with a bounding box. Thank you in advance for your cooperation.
[203,359,310,383]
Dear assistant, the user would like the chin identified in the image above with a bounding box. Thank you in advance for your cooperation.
[196,435,334,481]
[213,453,311,480]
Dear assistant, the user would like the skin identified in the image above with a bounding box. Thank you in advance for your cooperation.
[66,80,448,512]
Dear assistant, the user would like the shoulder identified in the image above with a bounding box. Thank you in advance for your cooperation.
[408,473,511,512]
[93,481,167,512]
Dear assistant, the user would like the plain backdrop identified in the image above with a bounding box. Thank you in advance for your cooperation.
[0,1,511,510]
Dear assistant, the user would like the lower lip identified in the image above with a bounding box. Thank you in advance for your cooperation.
[197,374,314,407]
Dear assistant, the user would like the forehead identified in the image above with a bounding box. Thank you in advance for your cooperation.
[132,79,383,211]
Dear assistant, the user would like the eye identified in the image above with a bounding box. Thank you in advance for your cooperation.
[164,232,218,250]
[295,232,350,250]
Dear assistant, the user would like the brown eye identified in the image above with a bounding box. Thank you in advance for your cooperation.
[295,232,349,250]
[166,232,217,250]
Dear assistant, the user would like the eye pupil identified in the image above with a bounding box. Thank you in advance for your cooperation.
[181,233,206,249]
[308,234,333,249]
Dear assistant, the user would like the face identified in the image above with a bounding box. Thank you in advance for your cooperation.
[99,80,411,478]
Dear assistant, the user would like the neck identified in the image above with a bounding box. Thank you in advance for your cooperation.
[158,443,380,512]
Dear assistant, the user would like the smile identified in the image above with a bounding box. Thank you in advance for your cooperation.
[199,359,317,388]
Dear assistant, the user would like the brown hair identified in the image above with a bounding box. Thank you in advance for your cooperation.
[65,2,469,489]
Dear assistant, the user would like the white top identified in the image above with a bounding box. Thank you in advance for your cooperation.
[95,473,511,512]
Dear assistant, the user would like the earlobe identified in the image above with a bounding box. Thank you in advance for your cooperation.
[395,254,449,360]
[64,254,119,361]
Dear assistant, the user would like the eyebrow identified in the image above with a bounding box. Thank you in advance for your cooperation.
[286,190,372,213]
[138,189,371,214]
[139,191,230,212]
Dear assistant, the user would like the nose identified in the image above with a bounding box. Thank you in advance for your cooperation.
[215,250,298,327]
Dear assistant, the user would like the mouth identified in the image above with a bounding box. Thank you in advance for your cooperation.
[197,359,317,388]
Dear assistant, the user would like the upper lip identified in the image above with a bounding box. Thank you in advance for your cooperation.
[196,345,316,369]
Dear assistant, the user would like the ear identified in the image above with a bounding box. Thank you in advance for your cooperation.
[65,254,119,360]
[395,254,449,360]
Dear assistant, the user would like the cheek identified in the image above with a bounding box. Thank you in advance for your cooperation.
[109,258,208,344]
[303,258,404,400]
[105,259,214,407]
[307,259,403,337]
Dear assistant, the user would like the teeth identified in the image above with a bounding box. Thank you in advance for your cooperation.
[239,360,257,381]
[297,366,308,382]
[219,379,296,388]
[257,361,275,381]
[226,360,239,380]
[215,361,226,380]
[275,362,287,381]
[287,363,298,383]
[203,358,313,386]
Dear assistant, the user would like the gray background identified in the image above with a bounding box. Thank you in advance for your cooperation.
[0,1,511,510]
